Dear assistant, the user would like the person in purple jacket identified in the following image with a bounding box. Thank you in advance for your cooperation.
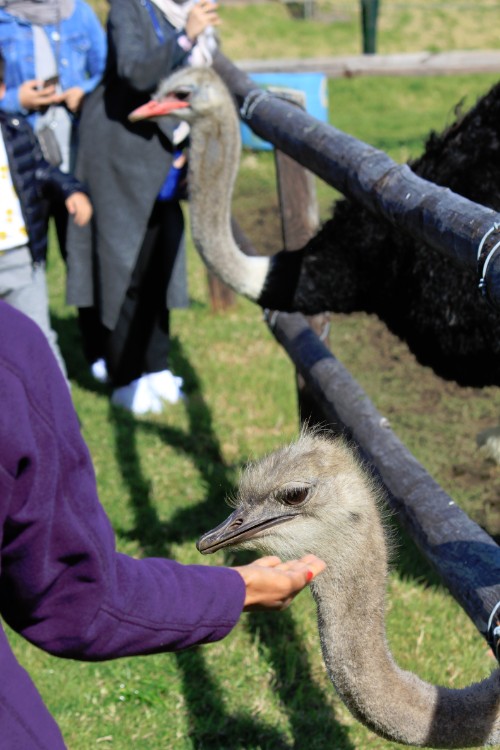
[0,299,325,749]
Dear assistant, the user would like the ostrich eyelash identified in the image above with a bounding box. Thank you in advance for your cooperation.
[275,486,310,506]
[226,494,238,509]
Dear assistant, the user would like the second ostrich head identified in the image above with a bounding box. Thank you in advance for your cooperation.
[129,66,305,308]
[197,432,500,748]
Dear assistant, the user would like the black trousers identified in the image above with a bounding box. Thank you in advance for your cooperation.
[79,201,184,387]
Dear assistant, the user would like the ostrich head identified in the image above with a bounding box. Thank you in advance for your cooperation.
[129,66,234,127]
[129,66,288,306]
[197,431,386,567]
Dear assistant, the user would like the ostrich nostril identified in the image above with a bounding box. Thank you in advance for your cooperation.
[230,517,244,528]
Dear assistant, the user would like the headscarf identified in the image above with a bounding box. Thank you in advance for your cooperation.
[0,0,75,25]
[150,0,217,67]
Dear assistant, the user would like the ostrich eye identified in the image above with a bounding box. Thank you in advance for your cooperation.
[277,487,310,506]
[173,86,193,102]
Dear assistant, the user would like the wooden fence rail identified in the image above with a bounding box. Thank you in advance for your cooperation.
[237,49,500,77]
[212,51,500,310]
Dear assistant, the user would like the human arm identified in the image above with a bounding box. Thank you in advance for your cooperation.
[0,15,35,114]
[0,304,246,658]
[72,0,107,96]
[48,3,106,110]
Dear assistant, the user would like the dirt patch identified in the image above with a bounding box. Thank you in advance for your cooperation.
[334,310,500,542]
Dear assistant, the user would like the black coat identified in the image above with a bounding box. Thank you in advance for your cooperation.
[66,0,190,330]
[0,111,87,263]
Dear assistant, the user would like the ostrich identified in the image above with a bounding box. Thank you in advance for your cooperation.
[197,431,500,748]
[129,67,500,388]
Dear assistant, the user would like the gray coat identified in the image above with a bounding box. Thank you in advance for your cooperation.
[66,0,189,329]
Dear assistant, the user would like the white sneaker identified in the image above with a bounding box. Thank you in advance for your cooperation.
[147,370,185,403]
[111,375,163,415]
[90,358,109,384]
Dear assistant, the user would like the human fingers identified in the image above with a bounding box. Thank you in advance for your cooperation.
[50,91,66,105]
[19,80,43,109]
[186,2,219,37]
[36,88,60,107]
[63,86,85,113]
[275,555,326,579]
[235,555,326,611]
[75,203,93,226]
[196,0,219,11]
[249,556,283,569]
[75,200,93,226]
[66,194,92,226]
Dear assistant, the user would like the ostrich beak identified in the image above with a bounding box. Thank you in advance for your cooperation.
[128,97,189,122]
[197,506,295,554]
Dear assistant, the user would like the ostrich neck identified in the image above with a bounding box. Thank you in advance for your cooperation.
[187,114,270,300]
[311,519,500,748]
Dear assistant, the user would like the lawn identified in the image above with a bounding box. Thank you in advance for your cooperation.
[6,2,500,748]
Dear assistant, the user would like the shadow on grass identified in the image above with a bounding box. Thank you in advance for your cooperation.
[176,648,299,750]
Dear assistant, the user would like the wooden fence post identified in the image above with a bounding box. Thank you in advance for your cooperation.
[207,272,236,312]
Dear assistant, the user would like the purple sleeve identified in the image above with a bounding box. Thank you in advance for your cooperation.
[0,303,245,660]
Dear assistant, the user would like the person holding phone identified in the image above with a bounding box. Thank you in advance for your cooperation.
[0,0,106,259]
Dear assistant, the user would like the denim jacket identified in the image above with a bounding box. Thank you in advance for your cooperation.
[0,0,106,126]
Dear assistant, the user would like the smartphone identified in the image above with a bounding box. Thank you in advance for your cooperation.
[42,75,59,88]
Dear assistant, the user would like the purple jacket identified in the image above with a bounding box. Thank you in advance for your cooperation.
[0,301,245,749]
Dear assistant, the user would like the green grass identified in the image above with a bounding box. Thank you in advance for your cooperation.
[329,73,500,159]
[7,4,500,748]
[217,0,500,60]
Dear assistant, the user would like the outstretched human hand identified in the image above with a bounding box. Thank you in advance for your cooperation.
[65,192,93,227]
[233,554,326,611]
